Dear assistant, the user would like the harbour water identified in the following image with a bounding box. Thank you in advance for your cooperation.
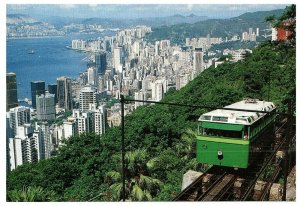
[6,33,110,100]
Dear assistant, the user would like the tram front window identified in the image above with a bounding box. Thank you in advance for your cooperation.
[202,128,242,139]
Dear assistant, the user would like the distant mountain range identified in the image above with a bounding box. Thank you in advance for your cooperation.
[6,14,41,25]
[7,8,284,40]
[144,9,284,45]
[38,14,208,28]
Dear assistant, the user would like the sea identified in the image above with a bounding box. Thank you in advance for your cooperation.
[6,32,113,101]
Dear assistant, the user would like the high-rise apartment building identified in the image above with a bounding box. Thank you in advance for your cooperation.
[57,76,72,111]
[193,48,204,75]
[8,124,33,170]
[63,117,78,139]
[6,72,18,111]
[90,104,106,135]
[113,46,123,73]
[87,67,98,85]
[31,81,45,109]
[7,106,31,137]
[79,86,97,111]
[74,110,94,134]
[36,92,55,121]
[38,123,52,160]
[9,122,53,171]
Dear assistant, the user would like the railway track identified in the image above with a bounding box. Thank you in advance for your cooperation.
[172,166,220,201]
[197,174,237,201]
[172,117,294,201]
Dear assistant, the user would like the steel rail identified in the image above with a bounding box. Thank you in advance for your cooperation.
[172,166,216,201]
[258,165,282,201]
[241,134,295,201]
[195,172,227,201]
[198,174,237,201]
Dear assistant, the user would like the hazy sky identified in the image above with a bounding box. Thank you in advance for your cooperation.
[7,4,288,19]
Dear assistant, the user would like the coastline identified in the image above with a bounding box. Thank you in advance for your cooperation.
[6,35,65,40]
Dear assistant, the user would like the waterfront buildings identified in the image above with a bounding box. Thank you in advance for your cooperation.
[6,72,18,111]
[31,81,45,109]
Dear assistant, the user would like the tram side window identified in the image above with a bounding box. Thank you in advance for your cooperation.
[198,125,203,135]
[202,128,242,139]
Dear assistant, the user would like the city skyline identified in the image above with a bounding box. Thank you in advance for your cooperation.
[7,4,288,19]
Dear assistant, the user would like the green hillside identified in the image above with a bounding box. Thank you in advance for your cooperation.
[144,9,284,45]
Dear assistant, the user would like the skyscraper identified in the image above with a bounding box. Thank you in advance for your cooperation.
[193,48,204,75]
[57,77,72,111]
[113,46,123,73]
[79,86,97,111]
[7,106,31,137]
[38,123,52,160]
[72,109,94,134]
[31,81,45,109]
[93,104,106,135]
[48,84,58,104]
[95,52,107,75]
[36,92,56,121]
[8,124,34,170]
[87,67,97,86]
[6,73,18,111]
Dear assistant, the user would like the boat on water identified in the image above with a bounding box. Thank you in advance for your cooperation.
[28,50,35,54]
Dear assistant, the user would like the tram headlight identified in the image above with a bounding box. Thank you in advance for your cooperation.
[217,150,223,160]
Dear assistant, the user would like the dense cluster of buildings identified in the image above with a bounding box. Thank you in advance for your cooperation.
[186,36,223,51]
[7,22,65,38]
[241,28,259,42]
[7,25,260,171]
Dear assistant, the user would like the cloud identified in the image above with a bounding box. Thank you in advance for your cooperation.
[187,4,193,11]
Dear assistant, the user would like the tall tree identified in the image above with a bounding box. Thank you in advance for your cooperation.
[106,149,162,201]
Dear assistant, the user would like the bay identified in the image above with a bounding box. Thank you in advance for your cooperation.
[6,33,110,100]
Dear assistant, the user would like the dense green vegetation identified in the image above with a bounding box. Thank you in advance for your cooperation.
[7,6,295,202]
[144,9,283,45]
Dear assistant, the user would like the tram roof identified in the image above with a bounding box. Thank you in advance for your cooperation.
[199,99,276,125]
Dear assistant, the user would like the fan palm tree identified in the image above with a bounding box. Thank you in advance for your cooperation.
[174,129,197,157]
[7,186,57,202]
[106,149,162,201]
